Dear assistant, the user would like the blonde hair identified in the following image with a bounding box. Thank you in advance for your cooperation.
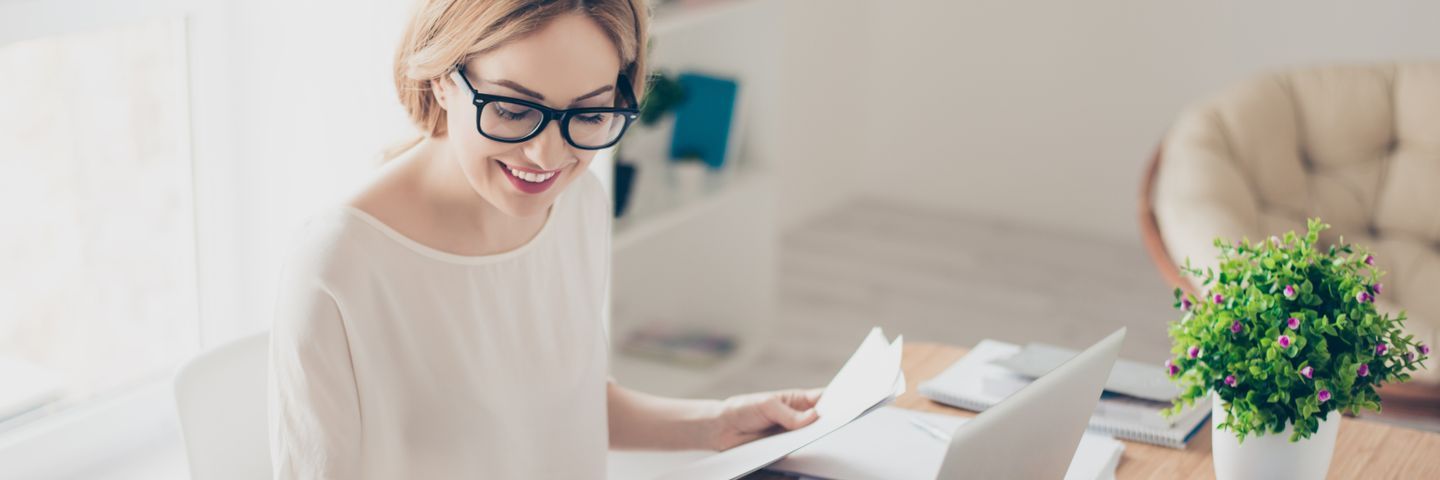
[392,0,649,146]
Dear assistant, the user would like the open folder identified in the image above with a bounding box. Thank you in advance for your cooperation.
[653,328,905,480]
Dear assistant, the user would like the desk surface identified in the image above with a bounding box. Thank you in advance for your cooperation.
[892,342,1440,479]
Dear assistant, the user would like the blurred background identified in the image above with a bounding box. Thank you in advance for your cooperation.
[2,0,1438,477]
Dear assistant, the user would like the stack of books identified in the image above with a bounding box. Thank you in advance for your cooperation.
[619,321,736,368]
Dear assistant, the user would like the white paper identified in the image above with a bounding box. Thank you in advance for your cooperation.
[768,406,1125,480]
[654,328,904,480]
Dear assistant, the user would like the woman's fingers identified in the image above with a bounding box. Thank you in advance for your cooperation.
[713,388,827,450]
[762,394,819,431]
[799,388,823,409]
[777,388,824,410]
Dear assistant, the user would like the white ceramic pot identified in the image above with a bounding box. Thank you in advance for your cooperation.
[1211,392,1340,480]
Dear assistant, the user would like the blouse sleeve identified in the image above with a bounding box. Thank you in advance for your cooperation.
[267,268,363,479]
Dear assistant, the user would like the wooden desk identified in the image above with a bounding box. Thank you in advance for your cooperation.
[894,342,1440,479]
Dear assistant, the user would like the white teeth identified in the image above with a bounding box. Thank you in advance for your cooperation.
[507,165,555,183]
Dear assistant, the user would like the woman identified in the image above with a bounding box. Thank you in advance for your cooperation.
[266,0,820,478]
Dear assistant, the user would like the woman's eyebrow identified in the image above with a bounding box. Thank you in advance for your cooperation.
[486,78,614,103]
[571,85,615,103]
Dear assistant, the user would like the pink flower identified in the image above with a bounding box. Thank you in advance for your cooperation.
[1188,346,1201,359]
[1408,352,1417,362]
[1283,284,1297,299]
[1422,344,1432,356]
[1356,291,1373,303]
[1165,359,1179,377]
[1224,375,1237,387]
[1300,366,1314,379]
[1270,235,1282,246]
[1357,364,1370,377]
[1213,293,1225,305]
[1376,343,1388,355]
[1231,320,1244,334]
[1364,255,1376,266]
[1277,335,1292,349]
[1180,297,1193,311]
[1317,389,1331,403]
[1286,317,1300,330]
[1373,283,1384,295]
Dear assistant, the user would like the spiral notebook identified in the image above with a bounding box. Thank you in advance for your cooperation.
[918,340,1209,449]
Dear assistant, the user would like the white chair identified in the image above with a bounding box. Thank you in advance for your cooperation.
[173,332,272,480]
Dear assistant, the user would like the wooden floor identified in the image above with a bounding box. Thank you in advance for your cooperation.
[691,197,1440,432]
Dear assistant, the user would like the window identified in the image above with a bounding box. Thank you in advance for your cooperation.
[0,17,198,428]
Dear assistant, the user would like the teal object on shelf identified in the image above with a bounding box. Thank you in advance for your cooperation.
[668,72,737,169]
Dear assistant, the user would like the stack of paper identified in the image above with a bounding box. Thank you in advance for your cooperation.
[653,328,905,480]
[767,406,1124,480]
[918,340,1209,449]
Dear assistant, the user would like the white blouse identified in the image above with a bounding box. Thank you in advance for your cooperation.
[267,172,612,479]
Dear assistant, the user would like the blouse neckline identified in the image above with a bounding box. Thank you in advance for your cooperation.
[337,193,562,266]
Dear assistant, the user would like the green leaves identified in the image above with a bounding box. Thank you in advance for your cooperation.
[1165,218,1431,441]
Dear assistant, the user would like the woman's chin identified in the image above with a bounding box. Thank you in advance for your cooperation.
[499,200,551,218]
[490,187,559,218]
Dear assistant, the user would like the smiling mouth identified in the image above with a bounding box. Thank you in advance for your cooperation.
[498,160,560,183]
[495,159,562,194]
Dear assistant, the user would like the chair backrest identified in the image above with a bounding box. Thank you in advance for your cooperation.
[1151,62,1440,299]
[174,332,271,480]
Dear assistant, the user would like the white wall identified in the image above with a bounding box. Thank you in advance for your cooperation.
[776,0,871,228]
[783,0,1440,243]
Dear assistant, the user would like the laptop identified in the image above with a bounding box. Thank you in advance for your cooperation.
[935,328,1126,479]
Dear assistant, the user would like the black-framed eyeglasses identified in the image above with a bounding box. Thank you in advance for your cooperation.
[449,65,640,150]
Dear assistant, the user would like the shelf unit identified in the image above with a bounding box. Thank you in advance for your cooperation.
[591,0,782,397]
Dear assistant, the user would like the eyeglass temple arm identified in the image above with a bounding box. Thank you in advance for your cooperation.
[449,68,480,104]
[617,74,639,111]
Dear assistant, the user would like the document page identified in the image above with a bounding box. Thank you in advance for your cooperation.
[654,328,904,480]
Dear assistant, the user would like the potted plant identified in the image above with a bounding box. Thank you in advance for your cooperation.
[1164,219,1430,480]
[638,70,685,128]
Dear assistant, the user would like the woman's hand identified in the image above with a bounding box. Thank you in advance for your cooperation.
[708,388,823,451]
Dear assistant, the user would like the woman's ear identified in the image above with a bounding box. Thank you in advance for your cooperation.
[429,77,452,112]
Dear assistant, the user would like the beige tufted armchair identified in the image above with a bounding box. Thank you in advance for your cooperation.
[1140,63,1440,396]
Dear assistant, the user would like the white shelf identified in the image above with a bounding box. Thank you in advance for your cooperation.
[650,0,766,37]
[610,343,762,397]
[613,167,762,252]
[602,0,781,396]
[607,170,776,396]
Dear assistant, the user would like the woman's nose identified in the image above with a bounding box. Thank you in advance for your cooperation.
[524,120,571,170]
